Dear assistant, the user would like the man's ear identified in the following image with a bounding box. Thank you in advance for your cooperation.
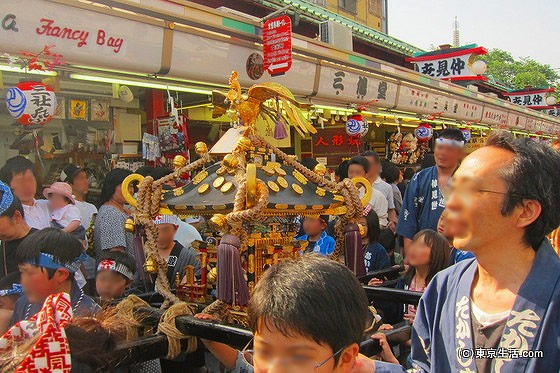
[516,200,542,229]
[337,343,359,372]
[125,279,133,288]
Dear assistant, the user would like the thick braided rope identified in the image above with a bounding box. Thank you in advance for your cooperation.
[112,295,151,340]
[133,155,211,307]
[157,302,198,358]
[223,180,269,251]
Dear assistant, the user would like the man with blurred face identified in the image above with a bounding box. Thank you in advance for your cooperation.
[154,214,200,290]
[375,131,560,372]
[397,129,464,253]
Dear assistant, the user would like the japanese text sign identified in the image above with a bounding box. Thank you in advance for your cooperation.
[263,15,292,76]
[406,46,488,81]
[503,88,555,109]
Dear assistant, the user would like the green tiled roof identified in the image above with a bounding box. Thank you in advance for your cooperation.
[259,0,424,56]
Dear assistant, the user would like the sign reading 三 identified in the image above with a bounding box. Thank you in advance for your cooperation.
[263,15,292,76]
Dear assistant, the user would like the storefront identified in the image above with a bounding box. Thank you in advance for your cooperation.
[1,0,559,177]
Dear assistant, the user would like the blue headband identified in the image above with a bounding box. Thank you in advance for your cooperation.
[27,252,89,274]
[0,283,22,297]
[0,182,14,215]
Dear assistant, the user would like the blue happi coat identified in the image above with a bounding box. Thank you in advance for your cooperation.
[397,166,445,239]
[296,231,336,256]
[375,239,560,372]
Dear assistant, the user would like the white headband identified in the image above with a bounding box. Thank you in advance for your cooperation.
[97,259,134,280]
[154,214,179,226]
[436,137,465,148]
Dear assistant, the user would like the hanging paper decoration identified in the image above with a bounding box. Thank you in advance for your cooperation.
[345,114,368,137]
[6,81,56,127]
[460,128,471,142]
[414,123,433,143]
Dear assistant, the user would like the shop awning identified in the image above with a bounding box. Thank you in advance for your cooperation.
[2,0,559,136]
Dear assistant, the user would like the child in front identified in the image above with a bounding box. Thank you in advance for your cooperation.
[296,215,336,256]
[11,228,98,325]
[95,251,136,304]
[198,254,374,373]
[43,182,86,241]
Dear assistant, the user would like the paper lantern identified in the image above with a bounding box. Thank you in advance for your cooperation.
[471,60,487,75]
[414,123,433,143]
[6,81,56,127]
[346,114,367,137]
[460,128,472,142]
[546,96,557,106]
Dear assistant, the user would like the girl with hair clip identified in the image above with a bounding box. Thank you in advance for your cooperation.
[369,229,450,368]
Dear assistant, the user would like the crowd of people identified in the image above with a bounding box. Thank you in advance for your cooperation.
[0,128,559,372]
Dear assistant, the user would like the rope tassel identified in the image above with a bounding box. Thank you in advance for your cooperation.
[344,223,366,277]
[217,234,249,307]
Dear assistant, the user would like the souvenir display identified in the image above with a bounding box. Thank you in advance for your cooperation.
[388,130,428,165]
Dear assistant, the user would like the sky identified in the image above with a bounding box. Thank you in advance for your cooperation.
[388,0,560,68]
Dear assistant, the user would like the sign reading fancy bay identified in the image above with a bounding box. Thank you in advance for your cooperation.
[263,15,292,76]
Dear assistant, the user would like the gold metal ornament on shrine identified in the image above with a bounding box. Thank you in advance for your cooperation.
[144,257,158,274]
[195,141,209,156]
[173,155,187,170]
[124,218,135,233]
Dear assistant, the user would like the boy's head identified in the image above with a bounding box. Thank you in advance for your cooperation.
[347,156,369,179]
[302,215,329,239]
[17,228,85,303]
[95,251,136,301]
[0,156,38,204]
[154,214,179,249]
[248,254,369,373]
[0,271,23,310]
[0,182,26,241]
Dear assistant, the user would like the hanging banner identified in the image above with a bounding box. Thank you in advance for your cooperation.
[316,66,398,108]
[503,88,556,109]
[539,106,560,117]
[406,45,488,82]
[263,15,292,76]
[0,0,164,73]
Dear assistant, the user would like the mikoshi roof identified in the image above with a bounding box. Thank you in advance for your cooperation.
[162,160,345,217]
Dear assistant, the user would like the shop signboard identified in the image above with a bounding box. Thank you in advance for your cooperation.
[395,85,483,122]
[315,66,398,109]
[506,111,527,130]
[169,31,315,97]
[406,46,488,82]
[502,88,555,109]
[464,136,488,154]
[481,106,508,127]
[0,0,164,73]
[262,15,292,76]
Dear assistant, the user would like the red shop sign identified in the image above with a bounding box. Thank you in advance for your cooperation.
[263,15,292,76]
